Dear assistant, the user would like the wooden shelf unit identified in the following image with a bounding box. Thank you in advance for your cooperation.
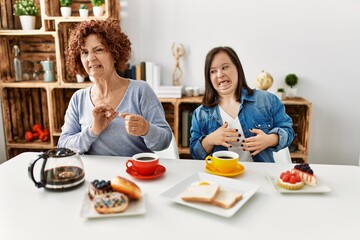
[0,0,119,159]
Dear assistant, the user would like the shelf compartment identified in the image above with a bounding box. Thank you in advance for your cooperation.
[0,34,57,83]
[50,88,78,133]
[285,102,311,158]
[0,0,42,30]
[1,87,50,144]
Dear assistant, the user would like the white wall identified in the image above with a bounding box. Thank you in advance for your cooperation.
[121,0,360,165]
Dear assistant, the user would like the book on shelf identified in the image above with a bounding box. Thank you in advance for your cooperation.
[181,110,193,147]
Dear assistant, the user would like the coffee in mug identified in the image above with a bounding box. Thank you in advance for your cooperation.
[126,153,159,175]
[205,151,239,173]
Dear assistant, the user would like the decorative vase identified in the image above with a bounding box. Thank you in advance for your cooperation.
[19,15,36,30]
[287,88,297,98]
[76,74,85,83]
[79,9,89,18]
[93,6,103,17]
[60,7,72,18]
[276,91,286,100]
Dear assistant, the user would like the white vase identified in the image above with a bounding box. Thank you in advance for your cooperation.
[93,6,103,17]
[79,9,89,18]
[19,15,36,30]
[76,74,85,83]
[60,7,72,18]
[287,88,297,98]
[276,92,286,100]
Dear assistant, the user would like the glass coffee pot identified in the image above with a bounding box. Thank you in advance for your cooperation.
[28,148,85,191]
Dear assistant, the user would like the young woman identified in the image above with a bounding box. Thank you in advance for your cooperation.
[58,18,172,156]
[190,46,294,162]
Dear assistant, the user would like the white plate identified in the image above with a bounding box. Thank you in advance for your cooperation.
[160,172,259,218]
[264,171,331,194]
[80,192,146,218]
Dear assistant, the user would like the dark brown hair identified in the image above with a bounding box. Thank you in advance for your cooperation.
[66,18,131,76]
[202,46,253,107]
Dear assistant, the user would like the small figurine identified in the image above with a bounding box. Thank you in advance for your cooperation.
[172,43,185,86]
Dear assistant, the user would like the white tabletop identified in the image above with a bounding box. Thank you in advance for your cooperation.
[1,152,359,240]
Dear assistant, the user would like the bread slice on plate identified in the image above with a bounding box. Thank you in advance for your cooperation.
[211,189,243,209]
[181,181,220,203]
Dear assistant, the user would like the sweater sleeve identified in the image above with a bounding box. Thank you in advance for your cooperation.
[57,89,98,154]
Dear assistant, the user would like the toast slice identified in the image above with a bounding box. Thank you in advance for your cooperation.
[181,183,220,203]
[211,189,243,209]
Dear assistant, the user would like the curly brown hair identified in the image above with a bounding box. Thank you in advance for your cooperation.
[66,18,132,76]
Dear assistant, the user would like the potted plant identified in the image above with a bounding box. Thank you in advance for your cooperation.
[91,0,104,17]
[276,88,286,100]
[60,0,73,18]
[79,4,88,18]
[13,0,40,30]
[285,73,298,97]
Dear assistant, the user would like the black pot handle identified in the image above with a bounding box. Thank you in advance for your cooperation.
[28,153,47,188]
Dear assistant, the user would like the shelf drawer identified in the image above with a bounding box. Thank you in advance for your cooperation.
[0,35,56,83]
[1,87,49,143]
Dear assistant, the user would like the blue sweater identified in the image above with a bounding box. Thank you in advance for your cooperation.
[58,80,172,157]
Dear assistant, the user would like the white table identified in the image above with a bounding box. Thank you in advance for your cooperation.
[1,152,359,240]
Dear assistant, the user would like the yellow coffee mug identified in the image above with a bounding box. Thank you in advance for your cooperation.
[205,151,239,173]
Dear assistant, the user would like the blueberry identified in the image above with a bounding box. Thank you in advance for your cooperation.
[93,179,99,185]
[307,169,313,174]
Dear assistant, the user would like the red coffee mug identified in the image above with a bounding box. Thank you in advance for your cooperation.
[126,153,159,176]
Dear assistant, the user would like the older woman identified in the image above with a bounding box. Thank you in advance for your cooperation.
[58,18,172,156]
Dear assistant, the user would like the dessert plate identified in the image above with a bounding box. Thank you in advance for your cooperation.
[80,192,146,218]
[205,163,245,177]
[126,165,166,180]
[264,171,331,194]
[160,172,259,218]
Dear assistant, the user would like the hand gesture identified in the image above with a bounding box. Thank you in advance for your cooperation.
[91,104,118,135]
[242,128,279,156]
[202,122,240,152]
[119,112,149,136]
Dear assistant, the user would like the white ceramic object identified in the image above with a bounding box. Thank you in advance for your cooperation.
[60,7,72,18]
[93,6,103,17]
[19,15,36,30]
[76,74,85,83]
[287,88,297,98]
[79,9,88,18]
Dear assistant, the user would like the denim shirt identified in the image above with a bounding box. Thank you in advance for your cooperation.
[189,88,295,162]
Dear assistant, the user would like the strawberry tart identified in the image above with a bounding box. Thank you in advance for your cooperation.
[291,163,317,187]
[277,171,304,190]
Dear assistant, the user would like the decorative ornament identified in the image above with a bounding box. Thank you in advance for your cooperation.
[172,43,185,86]
[256,70,273,91]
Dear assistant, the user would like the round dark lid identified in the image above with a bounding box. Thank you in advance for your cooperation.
[47,148,76,158]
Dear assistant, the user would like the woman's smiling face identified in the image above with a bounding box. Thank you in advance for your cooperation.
[209,51,238,97]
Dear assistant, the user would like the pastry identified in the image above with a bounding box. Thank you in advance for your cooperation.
[291,163,317,186]
[88,179,112,200]
[277,171,304,190]
[93,192,129,214]
[111,176,142,200]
